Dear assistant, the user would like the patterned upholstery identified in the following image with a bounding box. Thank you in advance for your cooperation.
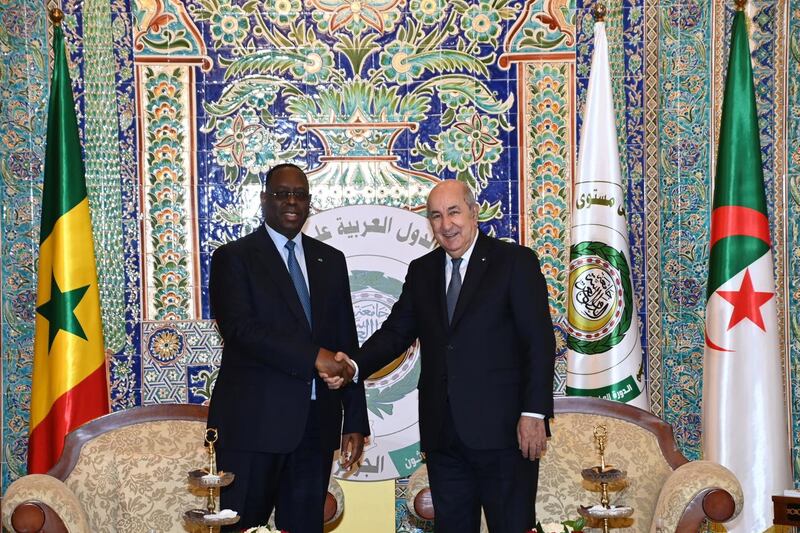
[407,465,429,508]
[66,419,208,532]
[2,406,345,533]
[405,398,743,533]
[2,418,206,533]
[537,412,674,532]
[326,475,345,523]
[651,461,743,532]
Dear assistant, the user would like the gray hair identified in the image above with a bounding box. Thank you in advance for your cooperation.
[426,179,478,214]
[463,185,477,208]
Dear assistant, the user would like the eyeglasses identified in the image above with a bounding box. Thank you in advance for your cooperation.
[264,190,311,201]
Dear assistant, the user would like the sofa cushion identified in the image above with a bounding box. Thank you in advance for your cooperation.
[64,419,207,533]
[537,412,674,532]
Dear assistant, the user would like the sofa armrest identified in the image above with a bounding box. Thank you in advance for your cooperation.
[325,477,345,524]
[405,465,434,520]
[9,501,69,533]
[651,460,743,533]
[1,474,90,533]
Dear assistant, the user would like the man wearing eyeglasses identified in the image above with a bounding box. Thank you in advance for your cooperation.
[207,163,368,532]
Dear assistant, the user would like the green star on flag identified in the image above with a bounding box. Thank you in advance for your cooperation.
[36,274,90,351]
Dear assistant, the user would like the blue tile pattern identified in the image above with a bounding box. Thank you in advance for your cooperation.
[1,0,798,502]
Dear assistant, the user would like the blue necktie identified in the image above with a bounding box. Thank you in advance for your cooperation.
[285,240,316,399]
[285,241,311,328]
[447,257,463,323]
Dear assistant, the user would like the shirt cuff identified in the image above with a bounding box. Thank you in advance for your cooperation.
[521,412,544,418]
[347,358,359,383]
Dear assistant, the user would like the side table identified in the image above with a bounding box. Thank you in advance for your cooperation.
[774,495,800,529]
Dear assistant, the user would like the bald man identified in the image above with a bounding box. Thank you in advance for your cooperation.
[353,180,556,532]
[208,164,367,532]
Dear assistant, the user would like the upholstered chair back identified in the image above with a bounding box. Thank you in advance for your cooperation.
[537,411,676,532]
[63,418,208,532]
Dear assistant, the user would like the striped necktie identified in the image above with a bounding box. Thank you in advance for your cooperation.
[285,240,311,327]
[446,257,463,323]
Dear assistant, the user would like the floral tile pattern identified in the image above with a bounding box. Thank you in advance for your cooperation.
[787,0,800,484]
[1,0,799,503]
[654,0,713,461]
[520,61,573,394]
[0,0,48,491]
[141,320,222,405]
[140,65,200,321]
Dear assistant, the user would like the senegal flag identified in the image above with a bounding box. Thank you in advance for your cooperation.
[28,19,108,474]
[701,7,791,531]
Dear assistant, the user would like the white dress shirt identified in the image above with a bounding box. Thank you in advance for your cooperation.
[264,224,316,398]
[265,224,309,291]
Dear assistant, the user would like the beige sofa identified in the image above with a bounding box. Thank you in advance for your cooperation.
[406,397,743,532]
[2,404,344,532]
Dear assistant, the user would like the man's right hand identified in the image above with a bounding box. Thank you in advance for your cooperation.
[315,348,354,389]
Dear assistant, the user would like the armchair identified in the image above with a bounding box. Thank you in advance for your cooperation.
[2,404,344,532]
[406,397,743,532]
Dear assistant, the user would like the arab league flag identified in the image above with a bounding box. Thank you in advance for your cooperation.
[28,20,109,474]
[702,8,791,532]
[565,16,647,410]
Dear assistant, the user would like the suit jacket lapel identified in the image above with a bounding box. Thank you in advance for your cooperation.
[450,232,491,328]
[432,248,449,327]
[252,226,310,332]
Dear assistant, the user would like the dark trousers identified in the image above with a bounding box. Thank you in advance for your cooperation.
[426,405,539,533]
[217,403,334,533]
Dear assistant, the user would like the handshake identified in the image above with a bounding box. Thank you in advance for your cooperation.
[315,348,356,389]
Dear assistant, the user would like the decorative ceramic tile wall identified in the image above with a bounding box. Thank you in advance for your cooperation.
[0,0,49,488]
[2,0,799,503]
[787,0,800,482]
[655,0,713,460]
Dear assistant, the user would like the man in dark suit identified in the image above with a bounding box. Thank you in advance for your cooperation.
[207,163,368,532]
[346,179,555,532]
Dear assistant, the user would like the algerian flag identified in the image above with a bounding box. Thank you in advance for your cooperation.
[565,16,647,410]
[28,17,108,474]
[702,8,791,531]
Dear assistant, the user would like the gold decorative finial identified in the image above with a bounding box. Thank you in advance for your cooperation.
[592,2,607,22]
[593,424,608,470]
[49,7,63,26]
[734,0,746,10]
[205,428,219,476]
